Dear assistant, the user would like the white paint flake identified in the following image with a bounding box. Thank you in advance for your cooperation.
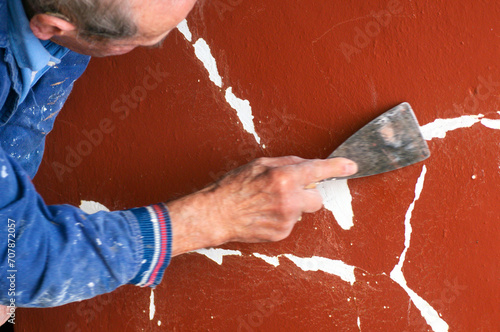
[284,254,356,285]
[194,248,242,265]
[253,253,280,267]
[390,166,449,332]
[357,316,361,330]
[96,238,102,246]
[1,166,7,178]
[193,39,223,88]
[149,289,155,320]
[420,115,483,140]
[176,19,192,42]
[225,87,261,144]
[87,282,94,288]
[79,201,110,214]
[318,179,354,230]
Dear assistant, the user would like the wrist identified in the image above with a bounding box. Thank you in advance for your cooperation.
[166,186,229,257]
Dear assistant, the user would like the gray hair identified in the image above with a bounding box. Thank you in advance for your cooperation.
[24,0,138,40]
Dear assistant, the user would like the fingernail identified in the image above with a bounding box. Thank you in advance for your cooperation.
[343,161,358,176]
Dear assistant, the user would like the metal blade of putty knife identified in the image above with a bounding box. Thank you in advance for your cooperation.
[325,102,430,180]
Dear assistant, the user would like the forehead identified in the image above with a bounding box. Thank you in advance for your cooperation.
[130,0,197,38]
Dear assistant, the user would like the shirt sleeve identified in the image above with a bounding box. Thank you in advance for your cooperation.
[0,145,172,308]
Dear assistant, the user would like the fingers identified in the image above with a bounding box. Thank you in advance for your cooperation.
[299,188,324,213]
[257,156,305,168]
[289,157,358,186]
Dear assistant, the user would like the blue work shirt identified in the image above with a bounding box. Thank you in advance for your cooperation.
[0,0,172,307]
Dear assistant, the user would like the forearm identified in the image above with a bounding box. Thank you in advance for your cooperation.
[167,185,228,257]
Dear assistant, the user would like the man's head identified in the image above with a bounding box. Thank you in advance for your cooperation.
[23,0,198,57]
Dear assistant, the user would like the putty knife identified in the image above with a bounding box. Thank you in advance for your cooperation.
[325,102,430,180]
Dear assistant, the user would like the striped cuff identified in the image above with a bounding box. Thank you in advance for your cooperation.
[128,203,172,287]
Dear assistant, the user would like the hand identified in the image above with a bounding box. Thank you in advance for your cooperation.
[167,157,358,256]
[0,305,10,326]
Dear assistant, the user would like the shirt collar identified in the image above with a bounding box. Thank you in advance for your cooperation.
[7,0,68,71]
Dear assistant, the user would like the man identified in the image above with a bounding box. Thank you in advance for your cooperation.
[0,0,357,315]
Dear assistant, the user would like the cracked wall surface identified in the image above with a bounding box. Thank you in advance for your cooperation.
[18,0,500,331]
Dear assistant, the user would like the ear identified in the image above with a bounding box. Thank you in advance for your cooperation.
[30,14,77,40]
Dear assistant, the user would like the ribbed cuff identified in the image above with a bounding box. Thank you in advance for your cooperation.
[128,203,172,287]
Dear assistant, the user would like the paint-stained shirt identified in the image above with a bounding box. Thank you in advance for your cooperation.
[0,0,172,307]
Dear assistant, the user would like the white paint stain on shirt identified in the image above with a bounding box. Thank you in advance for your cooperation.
[390,165,449,332]
[1,166,8,178]
[149,289,155,320]
[318,179,354,230]
[194,248,242,265]
[79,201,110,214]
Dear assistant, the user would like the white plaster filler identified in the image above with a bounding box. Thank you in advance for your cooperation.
[176,19,192,42]
[420,114,483,140]
[176,20,262,145]
[1,165,7,178]
[481,118,500,130]
[225,87,262,144]
[194,248,242,265]
[318,179,354,230]
[253,253,280,267]
[79,201,110,214]
[149,289,155,320]
[284,254,356,285]
[390,166,449,332]
[193,39,223,88]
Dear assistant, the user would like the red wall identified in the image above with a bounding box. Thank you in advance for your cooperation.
[18,0,499,331]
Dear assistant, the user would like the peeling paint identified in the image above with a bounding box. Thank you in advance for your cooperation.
[480,118,500,130]
[253,253,280,267]
[225,87,261,144]
[193,248,242,265]
[149,289,155,320]
[193,39,223,88]
[420,115,483,140]
[390,166,449,332]
[176,19,192,42]
[284,254,356,285]
[176,19,261,145]
[318,179,354,230]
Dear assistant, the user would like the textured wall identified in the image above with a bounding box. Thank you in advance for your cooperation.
[18,0,499,331]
